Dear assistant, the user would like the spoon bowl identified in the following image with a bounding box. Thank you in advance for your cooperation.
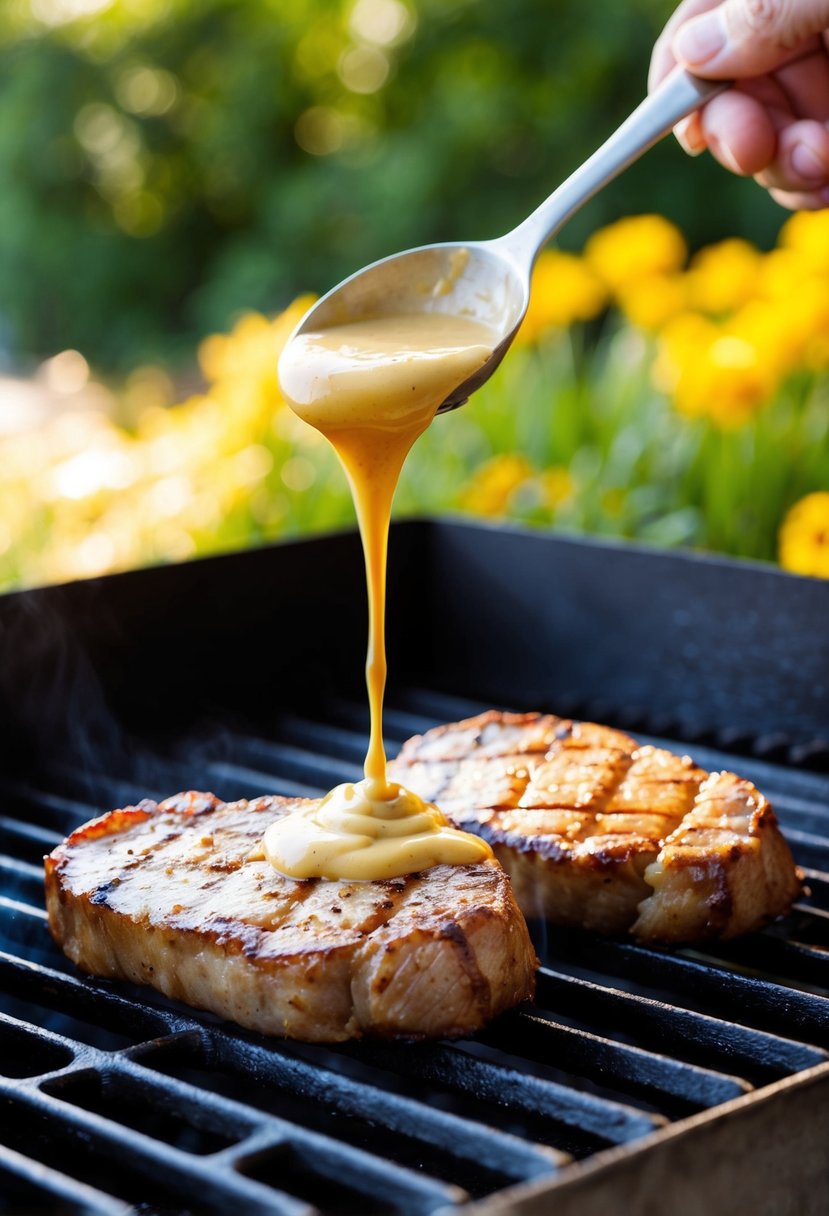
[297,240,529,412]
[285,68,726,414]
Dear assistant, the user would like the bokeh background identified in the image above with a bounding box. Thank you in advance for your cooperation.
[1,0,828,589]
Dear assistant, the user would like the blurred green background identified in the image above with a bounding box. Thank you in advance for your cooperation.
[0,0,781,372]
[3,0,828,593]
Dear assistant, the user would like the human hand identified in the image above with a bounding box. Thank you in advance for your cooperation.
[650,0,829,209]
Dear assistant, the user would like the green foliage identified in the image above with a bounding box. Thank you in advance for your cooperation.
[0,0,782,370]
[405,328,829,565]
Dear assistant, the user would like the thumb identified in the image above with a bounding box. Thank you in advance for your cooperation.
[673,0,829,78]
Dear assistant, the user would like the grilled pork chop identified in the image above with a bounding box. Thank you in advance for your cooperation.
[45,791,537,1042]
[391,712,801,942]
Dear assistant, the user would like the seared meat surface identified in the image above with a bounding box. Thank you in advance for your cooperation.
[45,792,537,1042]
[392,712,801,941]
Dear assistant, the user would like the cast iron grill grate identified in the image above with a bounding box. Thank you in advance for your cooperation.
[2,687,829,1215]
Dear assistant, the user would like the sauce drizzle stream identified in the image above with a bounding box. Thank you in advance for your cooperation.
[267,310,495,880]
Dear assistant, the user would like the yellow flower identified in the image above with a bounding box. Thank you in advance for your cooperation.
[656,313,776,427]
[779,492,829,578]
[199,311,275,387]
[686,238,763,315]
[459,454,535,517]
[730,299,800,380]
[758,247,822,303]
[274,293,317,342]
[197,295,316,413]
[778,210,829,274]
[737,278,829,377]
[616,272,687,332]
[652,312,717,395]
[706,335,775,427]
[585,214,687,292]
[0,296,323,589]
[517,250,607,343]
[756,246,829,369]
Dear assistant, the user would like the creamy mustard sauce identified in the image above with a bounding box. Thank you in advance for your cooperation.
[269,310,496,880]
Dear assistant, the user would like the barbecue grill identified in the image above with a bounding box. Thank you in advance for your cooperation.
[2,518,828,1216]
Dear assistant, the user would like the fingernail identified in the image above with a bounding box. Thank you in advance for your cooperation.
[675,118,705,156]
[791,142,829,181]
[675,131,705,156]
[720,144,743,174]
[708,133,743,175]
[673,11,726,66]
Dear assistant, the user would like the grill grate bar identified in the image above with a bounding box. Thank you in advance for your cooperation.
[0,1011,75,1079]
[200,759,322,800]
[0,855,43,884]
[22,758,322,810]
[36,763,170,814]
[333,1040,663,1147]
[222,1128,465,1216]
[792,899,826,924]
[697,934,829,992]
[113,1056,470,1213]
[186,733,364,790]
[0,815,61,853]
[386,690,488,730]
[0,1141,130,1216]
[543,934,829,1046]
[750,794,829,837]
[0,952,563,1197]
[801,867,829,903]
[1,895,48,924]
[2,1083,314,1216]
[773,827,829,872]
[201,1037,566,1181]
[0,894,758,1118]
[481,1009,750,1112]
[534,968,826,1080]
[0,780,107,832]
[784,905,829,954]
[0,952,183,1042]
[0,856,44,907]
[3,1030,474,1215]
[326,696,434,744]
[790,901,829,929]
[275,715,371,764]
[229,1132,466,1215]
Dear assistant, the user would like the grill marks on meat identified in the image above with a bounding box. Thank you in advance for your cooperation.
[45,792,537,1042]
[392,712,801,941]
[632,771,803,942]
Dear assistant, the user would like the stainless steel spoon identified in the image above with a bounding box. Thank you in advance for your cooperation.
[285,67,726,414]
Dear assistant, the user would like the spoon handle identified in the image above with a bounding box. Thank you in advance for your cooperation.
[501,67,729,266]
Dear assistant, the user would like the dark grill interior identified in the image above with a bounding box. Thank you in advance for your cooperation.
[1,521,829,1215]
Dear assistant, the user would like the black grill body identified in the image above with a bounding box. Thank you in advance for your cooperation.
[1,519,828,1216]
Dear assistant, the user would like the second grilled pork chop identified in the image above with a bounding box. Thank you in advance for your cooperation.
[392,712,801,942]
[45,791,537,1042]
